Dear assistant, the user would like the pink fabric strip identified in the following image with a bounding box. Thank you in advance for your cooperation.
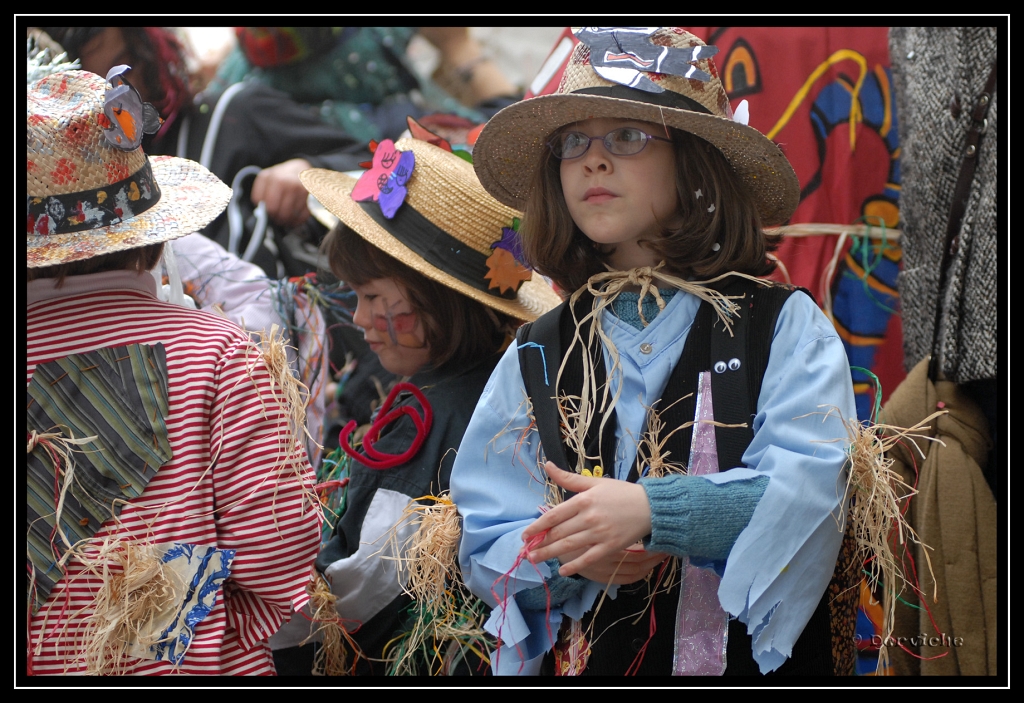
[672,370,729,675]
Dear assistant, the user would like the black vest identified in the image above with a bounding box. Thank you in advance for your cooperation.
[516,277,856,677]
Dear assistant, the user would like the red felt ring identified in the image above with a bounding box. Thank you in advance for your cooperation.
[337,382,434,470]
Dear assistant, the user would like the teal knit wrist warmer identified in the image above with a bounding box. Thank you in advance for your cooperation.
[638,474,769,561]
[516,559,587,610]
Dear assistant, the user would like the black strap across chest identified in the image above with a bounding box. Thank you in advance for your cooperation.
[516,277,800,488]
[515,277,833,676]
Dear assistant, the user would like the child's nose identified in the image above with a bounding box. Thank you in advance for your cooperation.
[582,140,613,171]
[352,299,370,331]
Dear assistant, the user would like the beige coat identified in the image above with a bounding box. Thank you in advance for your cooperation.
[884,357,996,676]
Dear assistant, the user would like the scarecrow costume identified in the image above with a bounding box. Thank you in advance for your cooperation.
[26,68,322,675]
[451,27,861,676]
[298,138,561,675]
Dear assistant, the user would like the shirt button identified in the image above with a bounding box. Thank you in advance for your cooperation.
[639,343,653,354]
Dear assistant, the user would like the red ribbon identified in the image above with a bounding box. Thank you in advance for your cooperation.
[338,382,433,470]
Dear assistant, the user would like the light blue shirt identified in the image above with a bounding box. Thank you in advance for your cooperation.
[450,287,856,675]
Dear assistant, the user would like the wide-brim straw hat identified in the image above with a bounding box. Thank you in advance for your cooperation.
[27,70,230,268]
[473,27,800,227]
[300,138,563,322]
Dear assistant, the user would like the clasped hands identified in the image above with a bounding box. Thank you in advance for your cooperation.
[521,461,668,585]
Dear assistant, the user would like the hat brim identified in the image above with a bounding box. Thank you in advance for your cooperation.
[27,155,231,268]
[473,93,800,227]
[301,168,563,323]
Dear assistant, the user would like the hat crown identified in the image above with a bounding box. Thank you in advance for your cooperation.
[558,27,733,119]
[26,69,232,268]
[28,70,148,199]
[395,138,520,257]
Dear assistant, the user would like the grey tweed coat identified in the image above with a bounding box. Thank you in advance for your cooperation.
[888,27,998,385]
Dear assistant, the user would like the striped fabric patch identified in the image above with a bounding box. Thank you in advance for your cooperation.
[26,343,171,610]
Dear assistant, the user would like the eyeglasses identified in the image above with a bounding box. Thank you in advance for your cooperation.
[547,127,673,160]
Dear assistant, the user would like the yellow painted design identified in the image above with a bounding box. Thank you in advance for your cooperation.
[592,465,603,478]
[767,50,868,153]
[862,200,900,230]
[874,64,893,138]
[128,181,141,201]
[97,191,107,204]
[581,468,593,477]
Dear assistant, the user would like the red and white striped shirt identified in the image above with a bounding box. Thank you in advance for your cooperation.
[26,271,322,676]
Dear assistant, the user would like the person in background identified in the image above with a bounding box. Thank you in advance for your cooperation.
[290,136,561,675]
[40,26,370,265]
[213,27,520,144]
[26,67,322,675]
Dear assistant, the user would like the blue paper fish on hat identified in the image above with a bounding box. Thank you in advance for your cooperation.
[101,64,163,150]
[575,27,719,93]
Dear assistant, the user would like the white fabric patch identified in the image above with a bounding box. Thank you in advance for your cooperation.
[323,488,417,627]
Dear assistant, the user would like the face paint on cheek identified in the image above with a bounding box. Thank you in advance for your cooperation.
[371,311,399,345]
[389,311,426,348]
[369,307,426,349]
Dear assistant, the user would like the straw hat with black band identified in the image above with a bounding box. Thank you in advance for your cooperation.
[472,27,800,228]
[300,137,563,322]
[27,69,230,268]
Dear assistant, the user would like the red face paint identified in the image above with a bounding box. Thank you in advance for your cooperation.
[369,298,426,349]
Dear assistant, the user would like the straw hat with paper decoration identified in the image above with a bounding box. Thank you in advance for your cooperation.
[472,26,800,227]
[27,68,230,268]
[300,135,563,322]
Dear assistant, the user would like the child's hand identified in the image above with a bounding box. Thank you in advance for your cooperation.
[559,545,669,585]
[522,462,654,578]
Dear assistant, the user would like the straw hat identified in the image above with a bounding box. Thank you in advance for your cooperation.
[27,69,231,268]
[472,27,800,227]
[300,138,563,322]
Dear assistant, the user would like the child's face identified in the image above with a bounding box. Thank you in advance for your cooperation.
[558,117,679,270]
[351,277,432,377]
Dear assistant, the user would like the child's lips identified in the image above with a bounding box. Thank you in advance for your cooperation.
[583,187,617,203]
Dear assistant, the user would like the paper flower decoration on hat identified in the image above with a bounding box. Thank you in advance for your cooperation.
[351,139,415,218]
[574,27,720,93]
[406,115,474,163]
[101,65,163,151]
[485,217,532,295]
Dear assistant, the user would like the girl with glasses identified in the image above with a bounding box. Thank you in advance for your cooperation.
[449,27,859,677]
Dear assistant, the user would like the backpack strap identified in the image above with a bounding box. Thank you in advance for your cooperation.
[516,303,570,472]
[517,292,617,499]
[710,279,806,472]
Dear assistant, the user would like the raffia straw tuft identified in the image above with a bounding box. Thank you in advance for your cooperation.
[72,538,185,675]
[635,398,692,478]
[247,325,323,523]
[27,428,99,556]
[384,590,491,675]
[814,405,944,673]
[557,265,765,480]
[373,492,492,675]
[390,493,462,604]
[308,573,362,676]
[254,324,313,451]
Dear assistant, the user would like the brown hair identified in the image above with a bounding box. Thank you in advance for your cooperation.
[321,224,513,374]
[520,127,781,294]
[26,243,165,287]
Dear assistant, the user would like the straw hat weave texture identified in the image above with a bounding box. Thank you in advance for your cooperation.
[472,27,800,226]
[27,70,230,268]
[301,138,562,322]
